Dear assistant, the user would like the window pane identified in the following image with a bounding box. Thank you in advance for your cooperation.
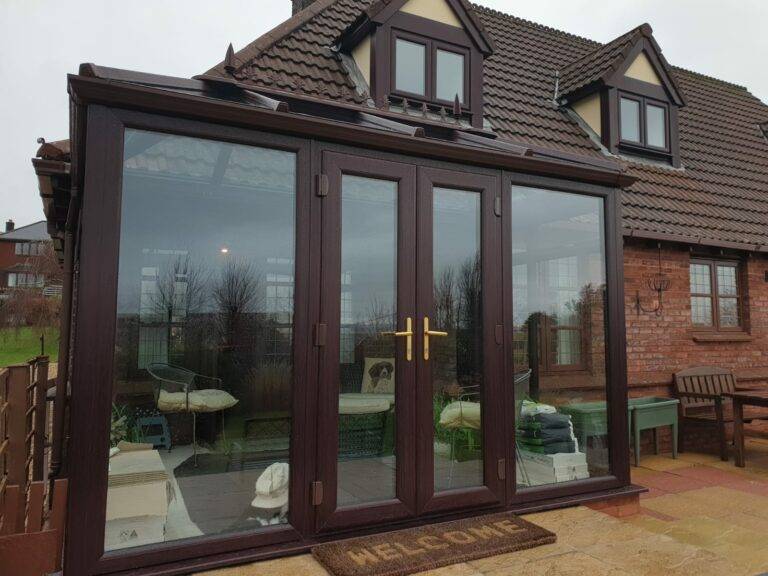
[108,130,296,550]
[646,104,666,148]
[432,187,482,492]
[691,296,713,326]
[436,49,465,103]
[717,265,737,296]
[690,264,712,294]
[620,98,641,143]
[512,186,609,488]
[395,38,425,96]
[718,298,739,328]
[338,175,397,507]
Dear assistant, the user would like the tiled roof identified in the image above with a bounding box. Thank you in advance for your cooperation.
[0,221,50,242]
[205,0,768,249]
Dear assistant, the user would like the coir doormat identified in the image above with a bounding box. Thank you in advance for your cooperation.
[311,512,556,576]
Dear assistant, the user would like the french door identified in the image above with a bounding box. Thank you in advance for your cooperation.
[314,152,504,532]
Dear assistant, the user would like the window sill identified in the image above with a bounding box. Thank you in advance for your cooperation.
[691,332,752,343]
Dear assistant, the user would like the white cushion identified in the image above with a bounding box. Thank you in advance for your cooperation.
[439,401,481,430]
[157,389,238,413]
[338,396,391,415]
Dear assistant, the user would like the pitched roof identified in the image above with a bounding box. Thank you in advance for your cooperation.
[211,0,768,249]
[0,220,49,242]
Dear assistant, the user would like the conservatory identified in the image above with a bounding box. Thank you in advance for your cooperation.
[34,63,634,576]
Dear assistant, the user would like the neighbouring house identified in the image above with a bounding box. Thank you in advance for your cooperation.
[29,1,768,575]
[0,220,51,294]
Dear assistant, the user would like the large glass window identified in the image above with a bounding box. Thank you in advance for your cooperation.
[395,38,426,96]
[106,130,296,551]
[511,186,609,489]
[436,49,465,103]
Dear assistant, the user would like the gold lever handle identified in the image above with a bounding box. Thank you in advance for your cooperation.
[423,317,448,361]
[381,317,413,361]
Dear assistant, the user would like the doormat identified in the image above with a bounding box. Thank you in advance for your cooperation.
[311,511,556,576]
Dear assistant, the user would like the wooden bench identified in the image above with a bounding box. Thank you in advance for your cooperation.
[673,366,768,461]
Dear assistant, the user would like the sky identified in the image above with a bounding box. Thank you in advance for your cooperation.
[1,0,766,229]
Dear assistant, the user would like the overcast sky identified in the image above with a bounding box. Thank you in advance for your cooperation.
[1,0,766,229]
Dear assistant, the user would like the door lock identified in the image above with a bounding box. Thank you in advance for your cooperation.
[381,317,413,361]
[423,317,448,361]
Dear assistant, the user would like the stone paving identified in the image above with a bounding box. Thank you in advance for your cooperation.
[203,438,768,576]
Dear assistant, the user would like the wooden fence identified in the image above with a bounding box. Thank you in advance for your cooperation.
[0,357,68,575]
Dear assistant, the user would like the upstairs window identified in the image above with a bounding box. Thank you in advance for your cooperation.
[619,94,669,151]
[392,33,468,105]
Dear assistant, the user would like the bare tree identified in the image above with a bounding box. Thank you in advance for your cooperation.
[213,259,264,351]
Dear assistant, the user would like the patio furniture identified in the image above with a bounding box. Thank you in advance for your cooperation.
[725,391,768,467]
[674,366,768,461]
[338,396,391,460]
[629,397,679,466]
[146,363,238,465]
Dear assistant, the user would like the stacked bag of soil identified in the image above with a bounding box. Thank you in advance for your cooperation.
[517,412,577,455]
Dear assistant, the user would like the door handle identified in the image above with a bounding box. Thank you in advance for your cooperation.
[423,317,448,361]
[381,317,413,361]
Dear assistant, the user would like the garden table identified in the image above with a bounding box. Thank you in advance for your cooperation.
[725,391,768,467]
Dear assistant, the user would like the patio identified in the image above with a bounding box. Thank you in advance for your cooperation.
[201,437,768,576]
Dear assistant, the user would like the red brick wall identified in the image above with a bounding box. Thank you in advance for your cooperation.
[624,239,768,453]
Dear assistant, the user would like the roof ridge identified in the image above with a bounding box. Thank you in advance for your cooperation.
[673,66,749,93]
[0,220,46,236]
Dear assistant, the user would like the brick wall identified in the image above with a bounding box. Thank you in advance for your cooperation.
[624,239,768,454]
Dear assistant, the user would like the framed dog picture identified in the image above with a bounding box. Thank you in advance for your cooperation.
[360,357,395,394]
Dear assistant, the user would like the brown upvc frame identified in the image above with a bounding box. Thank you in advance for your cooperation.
[314,151,418,533]
[689,257,744,332]
[501,172,629,506]
[65,107,313,576]
[62,77,633,576]
[415,166,504,515]
[618,92,670,154]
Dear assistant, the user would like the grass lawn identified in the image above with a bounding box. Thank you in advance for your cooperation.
[0,326,59,367]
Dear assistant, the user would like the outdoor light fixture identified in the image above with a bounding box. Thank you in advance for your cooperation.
[220,247,229,254]
[635,243,671,316]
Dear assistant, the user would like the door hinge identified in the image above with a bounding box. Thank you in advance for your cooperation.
[311,480,324,506]
[314,323,327,347]
[497,458,506,480]
[495,324,504,345]
[316,174,329,197]
[494,196,502,217]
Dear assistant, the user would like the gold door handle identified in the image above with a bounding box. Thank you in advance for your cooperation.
[381,317,413,361]
[423,317,448,361]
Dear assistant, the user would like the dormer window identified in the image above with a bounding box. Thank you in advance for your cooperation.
[619,94,669,151]
[338,0,494,129]
[558,24,685,167]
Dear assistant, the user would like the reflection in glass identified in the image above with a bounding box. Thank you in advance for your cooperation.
[646,104,666,148]
[512,186,609,488]
[436,50,465,103]
[337,176,398,506]
[395,38,426,95]
[107,130,296,551]
[431,188,483,491]
[620,98,641,143]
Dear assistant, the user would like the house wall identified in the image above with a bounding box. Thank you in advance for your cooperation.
[623,239,768,452]
[624,52,662,85]
[399,0,462,27]
[0,240,20,287]
[572,93,602,137]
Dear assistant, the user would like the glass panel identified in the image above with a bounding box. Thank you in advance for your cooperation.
[436,49,465,103]
[690,264,712,294]
[646,104,666,148]
[718,298,739,328]
[432,187,482,492]
[717,265,737,296]
[512,186,608,488]
[620,98,641,143]
[691,296,713,326]
[395,38,426,96]
[337,175,397,506]
[107,130,296,551]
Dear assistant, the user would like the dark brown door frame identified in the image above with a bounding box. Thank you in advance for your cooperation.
[415,166,505,515]
[65,107,314,576]
[501,171,630,506]
[314,151,418,532]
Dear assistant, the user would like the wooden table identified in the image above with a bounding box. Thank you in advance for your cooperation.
[726,391,768,467]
